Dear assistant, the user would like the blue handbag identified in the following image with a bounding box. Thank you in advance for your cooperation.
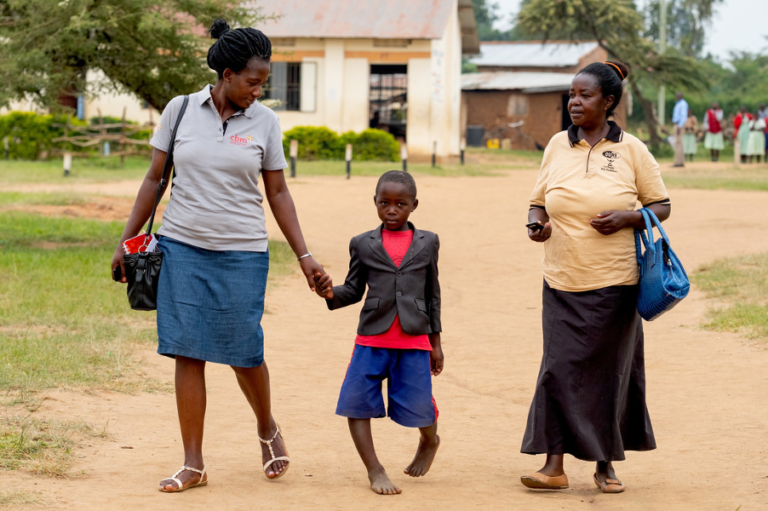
[634,208,690,321]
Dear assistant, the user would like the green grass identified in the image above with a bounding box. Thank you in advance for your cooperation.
[277,160,514,177]
[663,166,768,192]
[0,206,295,395]
[0,152,536,186]
[0,191,85,207]
[0,199,297,477]
[465,146,543,161]
[0,416,108,476]
[0,156,151,184]
[0,489,44,508]
[692,252,768,340]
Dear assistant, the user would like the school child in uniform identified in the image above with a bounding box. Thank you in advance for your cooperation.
[313,171,443,496]
[683,111,698,162]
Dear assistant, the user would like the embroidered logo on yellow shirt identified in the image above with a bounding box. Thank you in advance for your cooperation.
[601,151,621,172]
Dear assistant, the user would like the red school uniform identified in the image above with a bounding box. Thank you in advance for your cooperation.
[354,229,432,351]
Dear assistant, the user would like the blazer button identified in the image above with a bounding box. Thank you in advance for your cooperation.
[396,291,402,297]
[396,271,402,277]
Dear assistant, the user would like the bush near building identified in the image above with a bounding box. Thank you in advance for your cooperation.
[282,127,399,162]
[0,112,86,160]
[0,112,152,160]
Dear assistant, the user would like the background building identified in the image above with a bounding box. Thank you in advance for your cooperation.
[461,41,629,150]
[261,0,479,157]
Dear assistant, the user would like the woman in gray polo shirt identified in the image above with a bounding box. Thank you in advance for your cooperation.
[111,19,323,492]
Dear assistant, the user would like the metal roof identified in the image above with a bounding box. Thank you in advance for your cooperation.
[461,72,575,93]
[259,0,479,52]
[469,41,599,68]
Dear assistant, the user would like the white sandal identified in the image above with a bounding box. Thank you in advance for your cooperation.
[259,424,290,479]
[159,465,207,493]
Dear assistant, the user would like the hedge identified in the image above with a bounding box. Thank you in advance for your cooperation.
[282,126,399,162]
[0,111,154,160]
[0,112,87,160]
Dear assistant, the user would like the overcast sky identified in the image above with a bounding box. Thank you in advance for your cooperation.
[492,0,768,61]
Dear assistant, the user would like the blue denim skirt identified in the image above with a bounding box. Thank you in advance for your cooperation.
[156,236,269,367]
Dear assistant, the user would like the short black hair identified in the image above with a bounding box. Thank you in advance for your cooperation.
[207,19,272,79]
[376,171,417,200]
[576,60,630,117]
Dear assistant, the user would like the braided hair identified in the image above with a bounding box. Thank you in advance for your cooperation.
[576,60,630,117]
[376,171,417,200]
[207,18,272,79]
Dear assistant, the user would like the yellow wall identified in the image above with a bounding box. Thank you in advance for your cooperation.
[342,58,370,133]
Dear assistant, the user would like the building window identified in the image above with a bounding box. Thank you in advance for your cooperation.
[369,64,407,139]
[263,62,317,112]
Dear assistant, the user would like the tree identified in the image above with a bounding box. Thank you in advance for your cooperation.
[516,0,710,148]
[643,0,723,58]
[0,0,262,112]
[471,0,512,41]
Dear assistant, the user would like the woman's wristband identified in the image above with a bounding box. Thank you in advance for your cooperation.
[297,252,312,262]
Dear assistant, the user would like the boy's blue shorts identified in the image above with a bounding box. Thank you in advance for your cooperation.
[336,345,439,428]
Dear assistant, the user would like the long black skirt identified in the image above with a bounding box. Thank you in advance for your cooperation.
[520,281,656,462]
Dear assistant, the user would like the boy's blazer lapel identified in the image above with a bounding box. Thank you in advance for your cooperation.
[398,223,428,270]
[368,225,397,268]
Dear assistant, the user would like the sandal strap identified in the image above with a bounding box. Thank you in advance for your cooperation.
[605,478,623,485]
[182,465,206,477]
[168,465,206,490]
[258,425,281,445]
[263,456,291,472]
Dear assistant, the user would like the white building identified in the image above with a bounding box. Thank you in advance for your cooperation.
[261,0,478,157]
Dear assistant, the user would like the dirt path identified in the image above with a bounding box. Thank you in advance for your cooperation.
[4,171,768,510]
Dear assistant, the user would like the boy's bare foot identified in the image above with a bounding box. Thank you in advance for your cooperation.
[404,435,440,477]
[369,467,402,495]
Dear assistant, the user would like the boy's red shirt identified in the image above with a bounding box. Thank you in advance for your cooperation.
[354,229,432,351]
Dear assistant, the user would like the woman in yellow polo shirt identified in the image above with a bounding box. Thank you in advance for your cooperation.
[519,61,671,494]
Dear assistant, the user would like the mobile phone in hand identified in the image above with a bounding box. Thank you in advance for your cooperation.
[112,266,122,282]
[526,221,544,232]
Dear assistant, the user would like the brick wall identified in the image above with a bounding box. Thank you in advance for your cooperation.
[463,87,628,151]
[527,92,565,149]
[463,90,565,150]
[577,46,608,70]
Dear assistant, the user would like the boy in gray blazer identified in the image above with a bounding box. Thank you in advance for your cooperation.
[314,171,443,496]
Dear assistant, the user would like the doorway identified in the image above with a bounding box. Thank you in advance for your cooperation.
[561,94,572,131]
[369,65,408,140]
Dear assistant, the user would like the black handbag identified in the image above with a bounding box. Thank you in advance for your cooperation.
[125,95,189,311]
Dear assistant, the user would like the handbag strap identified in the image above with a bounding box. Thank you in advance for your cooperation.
[642,207,672,246]
[635,209,652,266]
[145,95,189,237]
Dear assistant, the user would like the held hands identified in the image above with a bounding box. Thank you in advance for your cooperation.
[590,210,634,236]
[313,272,334,299]
[528,222,552,243]
[300,257,326,292]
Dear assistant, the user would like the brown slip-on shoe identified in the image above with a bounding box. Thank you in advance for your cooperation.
[521,471,569,490]
[593,473,626,493]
